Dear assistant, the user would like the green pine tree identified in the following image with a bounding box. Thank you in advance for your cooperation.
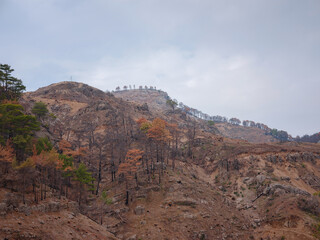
[74,163,95,205]
[32,102,49,120]
[0,64,26,100]
[0,103,40,161]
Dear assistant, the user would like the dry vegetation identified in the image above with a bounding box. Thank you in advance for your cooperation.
[1,82,320,240]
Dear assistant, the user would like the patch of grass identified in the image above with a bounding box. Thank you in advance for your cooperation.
[313,192,320,197]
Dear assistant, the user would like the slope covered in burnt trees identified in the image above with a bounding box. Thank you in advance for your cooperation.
[2,76,320,239]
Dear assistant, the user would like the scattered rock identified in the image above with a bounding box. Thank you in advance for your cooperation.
[126,234,137,240]
[255,175,266,184]
[134,206,145,215]
[281,176,291,181]
[243,177,250,182]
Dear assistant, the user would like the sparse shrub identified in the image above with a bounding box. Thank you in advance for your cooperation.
[215,176,219,183]
[49,113,56,119]
[208,120,215,126]
[312,222,320,239]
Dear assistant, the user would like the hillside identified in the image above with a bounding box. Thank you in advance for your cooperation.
[1,81,320,240]
[215,122,277,143]
[114,88,278,143]
[114,89,171,114]
[0,188,118,240]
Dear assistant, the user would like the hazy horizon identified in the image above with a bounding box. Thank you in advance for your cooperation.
[1,0,319,137]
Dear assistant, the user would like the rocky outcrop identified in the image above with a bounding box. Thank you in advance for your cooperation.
[286,152,319,163]
[263,183,310,196]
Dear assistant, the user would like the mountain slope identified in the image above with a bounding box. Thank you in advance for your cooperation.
[114,88,278,143]
[6,81,320,240]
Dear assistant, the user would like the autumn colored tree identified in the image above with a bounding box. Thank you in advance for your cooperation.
[147,118,171,147]
[148,118,172,183]
[137,118,150,132]
[137,118,172,182]
[14,158,36,204]
[29,146,63,200]
[58,139,74,156]
[59,139,87,162]
[0,140,15,174]
[118,149,143,205]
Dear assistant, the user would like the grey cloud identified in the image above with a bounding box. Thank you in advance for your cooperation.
[0,0,319,136]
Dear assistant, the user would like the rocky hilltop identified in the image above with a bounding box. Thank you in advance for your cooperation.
[1,81,320,240]
[114,89,171,113]
[114,88,278,143]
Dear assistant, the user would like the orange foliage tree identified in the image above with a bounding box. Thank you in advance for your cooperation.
[0,140,15,174]
[29,145,63,201]
[137,118,172,183]
[147,118,171,183]
[59,139,87,163]
[118,149,143,205]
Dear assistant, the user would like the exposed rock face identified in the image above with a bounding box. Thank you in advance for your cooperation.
[263,183,311,196]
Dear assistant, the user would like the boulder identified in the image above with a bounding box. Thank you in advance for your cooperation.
[281,176,291,181]
[256,175,266,184]
[134,205,145,215]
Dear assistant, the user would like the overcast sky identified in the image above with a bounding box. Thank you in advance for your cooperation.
[1,0,319,136]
